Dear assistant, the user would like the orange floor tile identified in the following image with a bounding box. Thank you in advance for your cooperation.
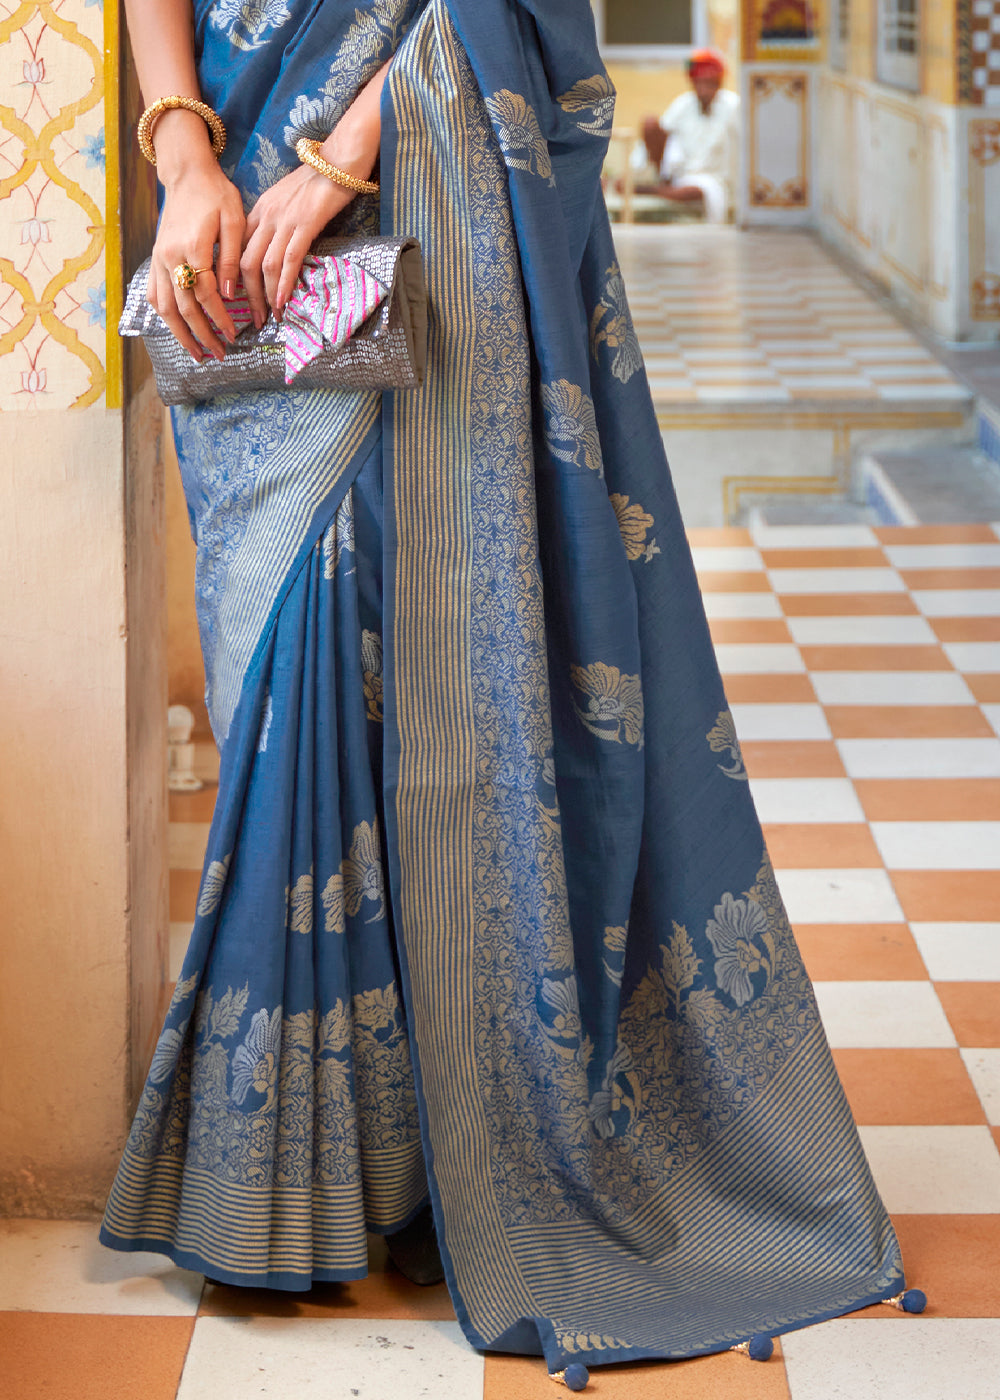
[793,924,927,981]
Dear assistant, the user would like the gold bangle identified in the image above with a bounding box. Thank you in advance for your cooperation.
[137,96,227,166]
[295,137,379,194]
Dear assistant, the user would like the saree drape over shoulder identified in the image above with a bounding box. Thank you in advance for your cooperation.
[101,0,905,1372]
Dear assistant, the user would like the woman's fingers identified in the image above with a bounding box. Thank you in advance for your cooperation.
[260,231,292,320]
[215,210,244,304]
[175,283,227,359]
[240,222,271,329]
[193,269,236,346]
[275,227,314,314]
[152,269,207,362]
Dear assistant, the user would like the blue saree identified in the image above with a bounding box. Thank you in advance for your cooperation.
[101,0,906,1373]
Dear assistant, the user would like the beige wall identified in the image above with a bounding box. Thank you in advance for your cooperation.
[0,404,167,1214]
[0,2,169,1216]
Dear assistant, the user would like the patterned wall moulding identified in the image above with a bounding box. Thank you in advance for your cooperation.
[969,118,1000,319]
[0,0,111,411]
[970,0,1000,106]
[748,72,810,206]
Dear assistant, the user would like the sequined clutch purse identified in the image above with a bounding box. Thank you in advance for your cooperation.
[118,234,427,406]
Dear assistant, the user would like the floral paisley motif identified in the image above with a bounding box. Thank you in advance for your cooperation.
[250,134,290,197]
[210,0,292,52]
[285,868,314,934]
[608,493,660,563]
[590,263,642,385]
[541,380,603,476]
[342,818,386,922]
[556,74,616,137]
[705,891,771,1006]
[323,488,356,579]
[197,854,231,917]
[588,1041,640,1139]
[322,871,345,934]
[570,662,644,748]
[484,89,553,181]
[231,1006,282,1105]
[284,0,408,149]
[256,690,273,753]
[706,708,748,780]
[361,629,383,723]
[601,924,628,986]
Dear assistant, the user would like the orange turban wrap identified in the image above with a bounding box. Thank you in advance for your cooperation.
[687,48,725,79]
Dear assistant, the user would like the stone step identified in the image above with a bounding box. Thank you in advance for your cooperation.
[856,444,1000,525]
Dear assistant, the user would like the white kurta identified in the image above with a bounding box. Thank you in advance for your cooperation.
[659,88,739,222]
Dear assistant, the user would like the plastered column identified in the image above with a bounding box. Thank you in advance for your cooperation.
[0,2,167,1214]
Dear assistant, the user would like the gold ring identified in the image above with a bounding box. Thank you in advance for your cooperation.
[173,262,213,291]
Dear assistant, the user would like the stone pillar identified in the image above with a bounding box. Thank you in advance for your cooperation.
[0,1,168,1214]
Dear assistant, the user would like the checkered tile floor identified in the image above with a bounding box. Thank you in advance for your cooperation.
[4,520,1000,1399]
[616,226,968,409]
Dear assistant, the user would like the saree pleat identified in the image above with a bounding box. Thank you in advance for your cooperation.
[102,0,905,1369]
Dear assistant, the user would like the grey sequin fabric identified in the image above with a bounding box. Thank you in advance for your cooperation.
[119,235,427,404]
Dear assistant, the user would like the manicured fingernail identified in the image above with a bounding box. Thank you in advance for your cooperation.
[190,352,204,364]
[223,279,235,299]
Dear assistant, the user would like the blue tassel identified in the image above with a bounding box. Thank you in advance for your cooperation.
[549,1363,589,1390]
[883,1288,928,1314]
[731,1334,774,1361]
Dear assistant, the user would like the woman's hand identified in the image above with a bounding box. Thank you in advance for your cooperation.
[240,166,353,326]
[147,120,247,362]
[241,59,390,323]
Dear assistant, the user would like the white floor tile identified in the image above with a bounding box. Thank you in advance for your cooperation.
[691,545,764,572]
[883,543,1000,569]
[942,641,1000,673]
[786,616,936,646]
[777,375,875,390]
[170,921,193,981]
[812,981,956,1048]
[877,384,968,401]
[849,344,938,360]
[871,821,1000,869]
[910,923,1000,982]
[730,703,831,741]
[701,591,784,619]
[961,1049,1000,1125]
[714,643,806,674]
[696,386,793,402]
[782,1319,1000,1400]
[749,777,865,824]
[912,589,1000,617]
[809,670,976,706]
[749,523,879,549]
[177,1318,482,1400]
[774,868,905,923]
[837,737,1000,779]
[767,568,906,596]
[857,1125,1000,1213]
[168,821,211,872]
[983,704,1000,738]
[0,1220,202,1315]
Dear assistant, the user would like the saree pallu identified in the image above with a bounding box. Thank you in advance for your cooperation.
[101,0,906,1372]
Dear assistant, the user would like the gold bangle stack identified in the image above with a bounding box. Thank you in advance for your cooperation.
[137,96,227,166]
[295,138,379,194]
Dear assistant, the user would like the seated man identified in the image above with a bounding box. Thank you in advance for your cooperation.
[639,49,739,224]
